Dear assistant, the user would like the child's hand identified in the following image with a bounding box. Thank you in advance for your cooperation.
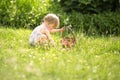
[61,27,65,32]
[50,40,56,47]
[51,41,56,47]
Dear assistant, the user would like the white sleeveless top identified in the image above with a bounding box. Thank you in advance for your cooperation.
[29,23,48,45]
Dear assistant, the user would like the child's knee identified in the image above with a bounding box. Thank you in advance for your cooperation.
[38,36,48,44]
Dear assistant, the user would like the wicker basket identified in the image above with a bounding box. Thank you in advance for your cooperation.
[61,25,76,48]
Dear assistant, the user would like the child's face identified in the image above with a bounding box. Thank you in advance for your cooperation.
[48,24,56,30]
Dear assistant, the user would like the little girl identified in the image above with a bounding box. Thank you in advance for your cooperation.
[29,13,64,46]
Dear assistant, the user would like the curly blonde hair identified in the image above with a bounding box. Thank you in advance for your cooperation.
[43,13,60,28]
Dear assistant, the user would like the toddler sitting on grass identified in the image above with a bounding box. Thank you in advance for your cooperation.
[29,13,64,46]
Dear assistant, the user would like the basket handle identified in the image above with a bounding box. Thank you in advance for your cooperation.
[62,25,76,43]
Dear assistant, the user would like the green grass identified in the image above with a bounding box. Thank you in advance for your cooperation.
[0,26,120,80]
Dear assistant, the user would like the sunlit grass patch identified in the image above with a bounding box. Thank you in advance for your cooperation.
[0,26,120,80]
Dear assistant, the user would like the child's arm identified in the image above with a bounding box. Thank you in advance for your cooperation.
[50,27,65,33]
[44,30,55,46]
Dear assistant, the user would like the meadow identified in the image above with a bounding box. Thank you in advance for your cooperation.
[0,26,120,80]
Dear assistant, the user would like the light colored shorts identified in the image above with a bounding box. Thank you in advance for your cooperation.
[29,33,47,46]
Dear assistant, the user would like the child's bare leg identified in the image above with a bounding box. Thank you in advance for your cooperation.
[37,35,48,45]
